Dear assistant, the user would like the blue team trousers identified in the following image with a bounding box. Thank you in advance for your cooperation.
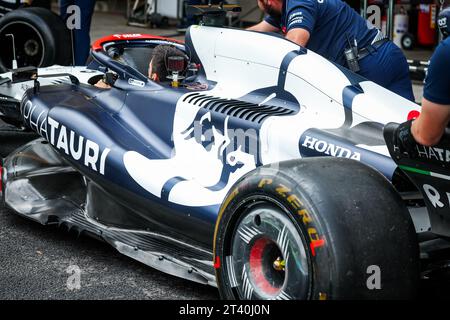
[358,41,415,102]
[60,0,96,66]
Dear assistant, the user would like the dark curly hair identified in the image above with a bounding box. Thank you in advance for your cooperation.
[150,45,186,81]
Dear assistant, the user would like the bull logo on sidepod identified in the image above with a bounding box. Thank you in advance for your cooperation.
[123,93,257,207]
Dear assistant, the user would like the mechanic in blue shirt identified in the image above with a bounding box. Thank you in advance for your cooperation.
[95,45,187,88]
[248,0,415,101]
[394,7,450,150]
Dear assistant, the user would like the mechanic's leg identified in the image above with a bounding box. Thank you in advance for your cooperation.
[382,42,416,102]
[359,41,415,102]
[72,0,96,65]
[59,0,73,19]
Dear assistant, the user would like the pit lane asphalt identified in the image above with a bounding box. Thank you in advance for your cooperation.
[0,206,218,300]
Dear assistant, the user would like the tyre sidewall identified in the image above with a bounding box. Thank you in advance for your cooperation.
[0,8,69,70]
[215,160,419,300]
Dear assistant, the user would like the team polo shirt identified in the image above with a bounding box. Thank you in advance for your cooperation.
[265,0,378,65]
[423,37,450,105]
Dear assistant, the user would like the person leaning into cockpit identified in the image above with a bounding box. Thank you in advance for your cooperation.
[95,45,186,88]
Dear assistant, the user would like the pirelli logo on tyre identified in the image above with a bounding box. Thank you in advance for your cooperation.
[258,178,326,256]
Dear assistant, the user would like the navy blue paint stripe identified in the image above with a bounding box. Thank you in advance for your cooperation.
[278,49,307,88]
[342,84,364,127]
[161,176,187,201]
[206,162,244,192]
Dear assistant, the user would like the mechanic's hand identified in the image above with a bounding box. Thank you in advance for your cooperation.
[394,120,418,157]
[94,79,111,89]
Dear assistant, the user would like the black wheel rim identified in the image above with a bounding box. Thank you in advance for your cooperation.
[0,21,45,69]
[227,204,310,300]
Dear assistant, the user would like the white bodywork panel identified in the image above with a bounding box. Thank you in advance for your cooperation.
[0,66,103,100]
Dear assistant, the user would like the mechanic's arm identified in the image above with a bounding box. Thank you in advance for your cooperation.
[283,1,317,47]
[411,99,450,146]
[285,28,311,47]
[246,20,280,32]
[411,40,450,146]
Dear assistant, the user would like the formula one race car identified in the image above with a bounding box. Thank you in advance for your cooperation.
[0,14,437,299]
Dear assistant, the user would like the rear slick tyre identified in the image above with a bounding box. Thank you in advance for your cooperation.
[214,158,419,300]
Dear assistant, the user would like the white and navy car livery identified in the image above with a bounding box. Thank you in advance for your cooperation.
[0,26,423,299]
